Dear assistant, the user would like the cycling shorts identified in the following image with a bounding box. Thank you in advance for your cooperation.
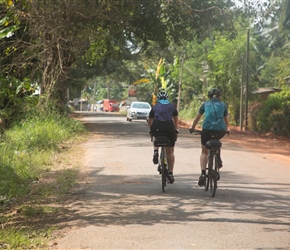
[201,129,226,146]
[150,120,176,147]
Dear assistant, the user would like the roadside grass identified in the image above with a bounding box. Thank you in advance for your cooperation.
[178,98,202,123]
[0,111,87,249]
[0,227,53,249]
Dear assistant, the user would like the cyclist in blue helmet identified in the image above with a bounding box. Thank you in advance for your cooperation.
[189,88,229,186]
[148,90,179,184]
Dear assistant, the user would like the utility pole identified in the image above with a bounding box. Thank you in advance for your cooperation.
[106,80,110,99]
[245,28,250,130]
[80,90,83,111]
[177,54,185,112]
[239,55,245,131]
[93,80,96,111]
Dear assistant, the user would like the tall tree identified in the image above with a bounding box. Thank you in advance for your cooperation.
[0,0,238,109]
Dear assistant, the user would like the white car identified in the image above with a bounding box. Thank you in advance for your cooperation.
[126,101,151,122]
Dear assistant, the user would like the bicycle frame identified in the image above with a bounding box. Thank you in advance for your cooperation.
[190,129,229,197]
[153,135,170,192]
[159,146,168,192]
[205,139,221,197]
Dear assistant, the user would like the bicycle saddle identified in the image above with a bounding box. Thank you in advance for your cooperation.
[205,139,222,149]
[154,136,170,147]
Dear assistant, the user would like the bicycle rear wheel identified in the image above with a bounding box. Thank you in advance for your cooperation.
[161,147,167,192]
[205,154,213,192]
[205,167,209,191]
[209,155,218,197]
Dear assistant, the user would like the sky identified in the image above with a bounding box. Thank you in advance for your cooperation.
[233,0,274,8]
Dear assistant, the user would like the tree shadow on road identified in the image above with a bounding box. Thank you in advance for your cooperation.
[47,169,290,233]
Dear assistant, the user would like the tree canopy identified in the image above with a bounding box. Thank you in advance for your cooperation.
[0,0,290,135]
[0,0,237,104]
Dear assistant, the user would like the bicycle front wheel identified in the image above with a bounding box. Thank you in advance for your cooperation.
[209,155,218,197]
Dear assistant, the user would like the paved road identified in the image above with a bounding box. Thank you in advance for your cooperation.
[52,112,290,250]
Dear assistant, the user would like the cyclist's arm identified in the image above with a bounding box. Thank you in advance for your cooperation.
[173,115,178,130]
[148,117,153,127]
[224,115,229,131]
[223,102,229,131]
[148,109,154,127]
[190,113,202,130]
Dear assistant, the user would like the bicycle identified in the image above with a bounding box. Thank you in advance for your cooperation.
[150,134,170,192]
[190,129,229,197]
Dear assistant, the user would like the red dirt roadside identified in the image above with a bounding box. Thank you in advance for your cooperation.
[178,120,290,162]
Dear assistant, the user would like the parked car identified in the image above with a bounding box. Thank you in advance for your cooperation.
[126,101,151,121]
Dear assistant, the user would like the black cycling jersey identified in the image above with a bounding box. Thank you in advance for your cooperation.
[149,100,178,147]
[149,101,178,122]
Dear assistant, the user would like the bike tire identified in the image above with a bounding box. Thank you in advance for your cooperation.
[205,167,209,191]
[161,148,167,192]
[210,155,218,197]
[205,153,213,192]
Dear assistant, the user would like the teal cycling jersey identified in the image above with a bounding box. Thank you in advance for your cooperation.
[199,98,228,131]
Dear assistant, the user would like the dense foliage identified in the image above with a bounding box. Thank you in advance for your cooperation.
[0,1,290,247]
[0,0,290,134]
[256,89,290,136]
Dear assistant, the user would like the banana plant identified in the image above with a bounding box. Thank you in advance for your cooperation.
[133,58,168,105]
[0,15,19,39]
[133,57,181,105]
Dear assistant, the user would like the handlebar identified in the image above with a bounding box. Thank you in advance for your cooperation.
[189,128,202,134]
[189,128,230,135]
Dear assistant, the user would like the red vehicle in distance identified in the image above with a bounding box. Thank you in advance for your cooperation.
[103,99,120,112]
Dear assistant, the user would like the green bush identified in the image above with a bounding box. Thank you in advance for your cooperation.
[0,111,85,198]
[179,98,202,123]
[5,114,84,151]
[0,76,39,129]
[256,88,290,137]
[248,102,263,131]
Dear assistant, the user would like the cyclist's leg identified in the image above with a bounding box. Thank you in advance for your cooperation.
[150,121,160,165]
[198,130,210,186]
[200,130,210,172]
[165,146,175,183]
[200,144,208,171]
[166,124,176,183]
[198,144,208,186]
[165,146,174,173]
[167,123,177,172]
[215,130,226,168]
